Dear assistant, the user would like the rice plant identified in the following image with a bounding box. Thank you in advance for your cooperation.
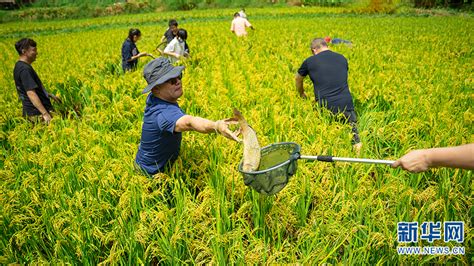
[0,6,472,264]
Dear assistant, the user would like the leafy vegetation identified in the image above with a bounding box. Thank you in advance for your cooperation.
[1,0,471,23]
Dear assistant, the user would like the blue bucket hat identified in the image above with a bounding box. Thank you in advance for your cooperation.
[142,57,185,94]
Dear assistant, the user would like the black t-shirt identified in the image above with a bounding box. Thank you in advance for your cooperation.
[121,38,139,71]
[163,29,190,53]
[163,28,175,43]
[298,50,354,113]
[13,61,53,116]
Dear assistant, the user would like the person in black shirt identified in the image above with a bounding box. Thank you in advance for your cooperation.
[13,38,60,124]
[159,20,190,55]
[161,19,179,44]
[295,38,362,152]
[121,28,151,72]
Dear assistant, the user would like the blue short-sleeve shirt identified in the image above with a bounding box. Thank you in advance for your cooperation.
[121,38,139,72]
[135,94,185,175]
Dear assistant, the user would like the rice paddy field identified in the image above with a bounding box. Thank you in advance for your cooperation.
[0,6,472,264]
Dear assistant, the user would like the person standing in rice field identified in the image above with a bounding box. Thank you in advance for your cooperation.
[163,29,189,64]
[295,38,362,152]
[134,57,241,177]
[159,19,190,56]
[13,38,61,124]
[121,28,151,72]
[230,12,254,37]
[161,19,179,44]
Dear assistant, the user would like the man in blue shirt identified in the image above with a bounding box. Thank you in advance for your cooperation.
[295,38,362,152]
[135,57,240,176]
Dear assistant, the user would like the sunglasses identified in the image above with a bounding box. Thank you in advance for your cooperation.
[166,74,182,85]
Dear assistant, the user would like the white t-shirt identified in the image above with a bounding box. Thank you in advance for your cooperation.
[231,17,252,37]
[164,37,185,64]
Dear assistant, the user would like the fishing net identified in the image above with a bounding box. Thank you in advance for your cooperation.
[238,142,300,195]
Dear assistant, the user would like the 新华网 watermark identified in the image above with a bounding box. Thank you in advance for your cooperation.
[397,221,465,255]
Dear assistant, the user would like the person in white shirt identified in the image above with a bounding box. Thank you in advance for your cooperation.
[163,29,188,64]
[231,13,254,37]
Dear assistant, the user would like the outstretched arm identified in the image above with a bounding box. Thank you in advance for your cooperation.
[128,52,149,62]
[175,115,241,142]
[392,143,474,173]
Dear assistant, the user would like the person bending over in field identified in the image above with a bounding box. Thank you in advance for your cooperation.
[324,36,353,47]
[295,38,362,153]
[231,12,254,37]
[392,143,474,173]
[134,57,241,177]
[13,38,61,125]
[163,29,189,64]
[121,28,152,72]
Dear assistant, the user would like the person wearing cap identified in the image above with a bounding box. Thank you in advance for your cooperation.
[231,12,254,37]
[163,29,189,64]
[135,57,241,176]
[121,28,152,72]
[295,38,362,152]
[13,38,61,124]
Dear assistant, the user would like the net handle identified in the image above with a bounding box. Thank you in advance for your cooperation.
[299,155,395,165]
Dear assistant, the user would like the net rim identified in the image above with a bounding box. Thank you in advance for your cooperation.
[238,142,301,175]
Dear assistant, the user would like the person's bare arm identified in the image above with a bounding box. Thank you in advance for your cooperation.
[175,115,240,142]
[392,144,474,173]
[295,73,307,99]
[127,52,149,62]
[26,90,52,123]
[161,50,181,59]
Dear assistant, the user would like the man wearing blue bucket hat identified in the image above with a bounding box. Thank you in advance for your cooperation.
[135,57,241,176]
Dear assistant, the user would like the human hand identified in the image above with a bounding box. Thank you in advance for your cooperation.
[42,112,52,125]
[391,149,431,173]
[215,118,242,142]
